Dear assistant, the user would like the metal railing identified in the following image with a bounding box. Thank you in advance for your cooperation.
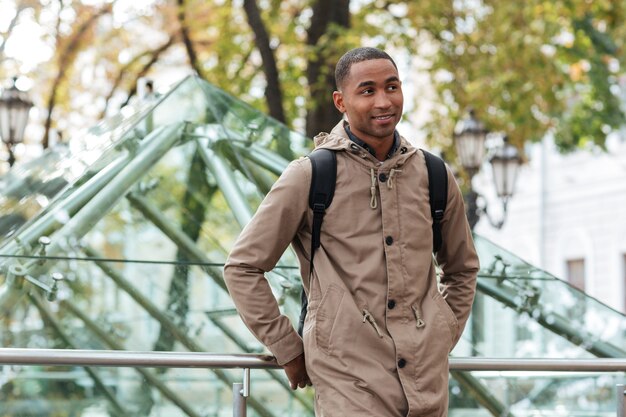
[0,348,624,417]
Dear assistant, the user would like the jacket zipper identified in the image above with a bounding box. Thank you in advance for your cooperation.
[411,305,426,329]
[362,309,383,338]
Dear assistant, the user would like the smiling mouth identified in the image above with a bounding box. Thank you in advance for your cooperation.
[373,114,394,121]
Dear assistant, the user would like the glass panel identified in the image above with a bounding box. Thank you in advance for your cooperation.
[456,236,626,360]
[0,365,314,417]
[0,77,194,243]
[0,364,622,417]
[0,75,624,417]
[449,371,626,417]
[0,255,309,415]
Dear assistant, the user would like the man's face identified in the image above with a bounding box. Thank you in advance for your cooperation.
[333,58,403,144]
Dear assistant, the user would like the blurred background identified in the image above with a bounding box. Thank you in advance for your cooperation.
[0,1,625,416]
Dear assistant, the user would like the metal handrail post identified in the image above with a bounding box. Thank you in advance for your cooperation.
[233,369,251,417]
[243,368,251,398]
[617,384,625,417]
[233,383,246,417]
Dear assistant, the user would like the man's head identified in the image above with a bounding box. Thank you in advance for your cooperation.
[333,47,403,146]
[335,47,398,92]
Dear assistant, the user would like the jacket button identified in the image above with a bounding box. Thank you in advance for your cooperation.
[385,236,394,245]
[378,173,387,182]
[398,358,406,368]
[387,300,396,309]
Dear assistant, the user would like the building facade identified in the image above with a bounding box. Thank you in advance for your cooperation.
[475,132,626,314]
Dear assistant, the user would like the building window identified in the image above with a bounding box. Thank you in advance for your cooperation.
[566,258,585,291]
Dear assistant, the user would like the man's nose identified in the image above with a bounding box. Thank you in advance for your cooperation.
[374,93,392,108]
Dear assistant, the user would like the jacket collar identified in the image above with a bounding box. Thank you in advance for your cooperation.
[314,120,417,167]
[344,124,400,161]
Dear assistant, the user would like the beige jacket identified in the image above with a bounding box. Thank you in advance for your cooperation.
[224,121,479,417]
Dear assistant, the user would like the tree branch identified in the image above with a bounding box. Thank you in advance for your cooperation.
[100,35,177,117]
[0,4,28,60]
[176,0,205,78]
[42,4,113,148]
[243,0,286,123]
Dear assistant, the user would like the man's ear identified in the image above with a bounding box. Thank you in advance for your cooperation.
[333,91,345,113]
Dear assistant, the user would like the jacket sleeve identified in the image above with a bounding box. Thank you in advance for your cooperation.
[435,166,479,345]
[223,158,310,366]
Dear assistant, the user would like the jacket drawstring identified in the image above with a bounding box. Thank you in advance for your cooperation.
[387,168,402,189]
[371,168,402,206]
[362,309,383,338]
[412,305,426,329]
[370,168,378,209]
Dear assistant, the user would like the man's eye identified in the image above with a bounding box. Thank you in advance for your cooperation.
[361,89,373,95]
[387,85,398,91]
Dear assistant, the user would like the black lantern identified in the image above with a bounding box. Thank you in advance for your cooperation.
[0,77,33,166]
[453,109,489,175]
[454,109,522,230]
[489,136,521,211]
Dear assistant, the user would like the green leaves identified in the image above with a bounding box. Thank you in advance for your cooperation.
[1,0,623,158]
[411,0,625,153]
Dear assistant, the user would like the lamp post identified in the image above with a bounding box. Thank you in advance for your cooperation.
[0,77,34,167]
[453,109,521,230]
[489,136,522,214]
[454,109,522,357]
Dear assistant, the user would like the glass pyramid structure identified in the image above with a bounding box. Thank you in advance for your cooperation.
[0,76,624,417]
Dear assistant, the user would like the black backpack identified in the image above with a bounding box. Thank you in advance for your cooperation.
[297,148,448,335]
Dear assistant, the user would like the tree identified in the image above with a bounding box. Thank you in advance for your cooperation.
[402,0,626,152]
[0,0,624,159]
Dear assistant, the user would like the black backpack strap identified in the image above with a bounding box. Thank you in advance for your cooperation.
[298,148,336,336]
[308,149,337,270]
[421,150,448,254]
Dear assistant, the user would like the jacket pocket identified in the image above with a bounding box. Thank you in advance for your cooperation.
[315,284,345,355]
[302,300,318,336]
[432,292,459,346]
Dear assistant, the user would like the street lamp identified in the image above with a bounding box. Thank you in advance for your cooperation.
[0,77,34,167]
[453,109,521,229]
[489,135,522,213]
[454,109,488,176]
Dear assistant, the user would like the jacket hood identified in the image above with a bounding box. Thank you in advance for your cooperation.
[313,120,418,167]
[313,121,351,150]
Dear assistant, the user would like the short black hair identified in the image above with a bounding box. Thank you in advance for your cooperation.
[335,47,398,90]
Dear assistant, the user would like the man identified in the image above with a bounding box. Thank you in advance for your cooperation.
[224,47,479,417]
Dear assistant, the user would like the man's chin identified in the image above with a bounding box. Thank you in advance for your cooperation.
[369,127,396,140]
